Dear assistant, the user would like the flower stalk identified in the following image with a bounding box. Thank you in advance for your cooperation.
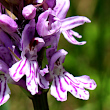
[31,92,49,110]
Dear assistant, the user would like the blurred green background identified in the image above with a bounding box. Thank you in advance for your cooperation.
[1,0,110,110]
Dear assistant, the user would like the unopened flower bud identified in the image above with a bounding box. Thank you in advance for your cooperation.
[0,14,18,34]
[22,4,36,20]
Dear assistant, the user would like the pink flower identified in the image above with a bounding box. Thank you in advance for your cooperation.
[22,4,36,20]
[46,48,97,101]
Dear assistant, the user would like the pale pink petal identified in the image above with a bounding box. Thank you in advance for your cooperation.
[36,9,51,36]
[62,30,86,45]
[26,61,38,78]
[21,19,35,50]
[0,75,10,106]
[69,83,89,100]
[68,30,82,38]
[9,58,29,82]
[39,74,49,89]
[64,72,96,100]
[26,76,38,95]
[49,49,68,71]
[34,37,45,52]
[26,61,39,95]
[61,16,91,31]
[75,75,97,90]
[36,8,60,37]
[53,0,70,19]
[40,65,49,76]
[50,76,67,101]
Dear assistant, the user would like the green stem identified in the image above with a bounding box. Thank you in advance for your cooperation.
[31,92,49,110]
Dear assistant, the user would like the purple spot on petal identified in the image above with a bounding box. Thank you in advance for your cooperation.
[84,91,89,95]
[13,60,23,77]
[54,77,63,100]
[79,94,81,98]
[58,76,66,92]
[19,59,27,74]
[27,62,31,78]
[70,82,78,94]
[90,83,92,88]
[0,79,6,104]
[64,77,69,85]
[65,74,80,85]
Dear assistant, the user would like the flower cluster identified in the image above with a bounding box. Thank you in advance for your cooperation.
[0,0,96,106]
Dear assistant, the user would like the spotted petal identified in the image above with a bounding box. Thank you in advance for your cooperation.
[26,62,49,94]
[50,75,68,101]
[62,30,86,45]
[26,61,39,95]
[53,0,70,19]
[43,34,56,47]
[64,72,96,100]
[61,16,91,31]
[0,75,10,106]
[9,58,29,82]
[75,75,97,90]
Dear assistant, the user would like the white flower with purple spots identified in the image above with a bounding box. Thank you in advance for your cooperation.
[9,37,49,95]
[9,19,49,95]
[46,48,97,101]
